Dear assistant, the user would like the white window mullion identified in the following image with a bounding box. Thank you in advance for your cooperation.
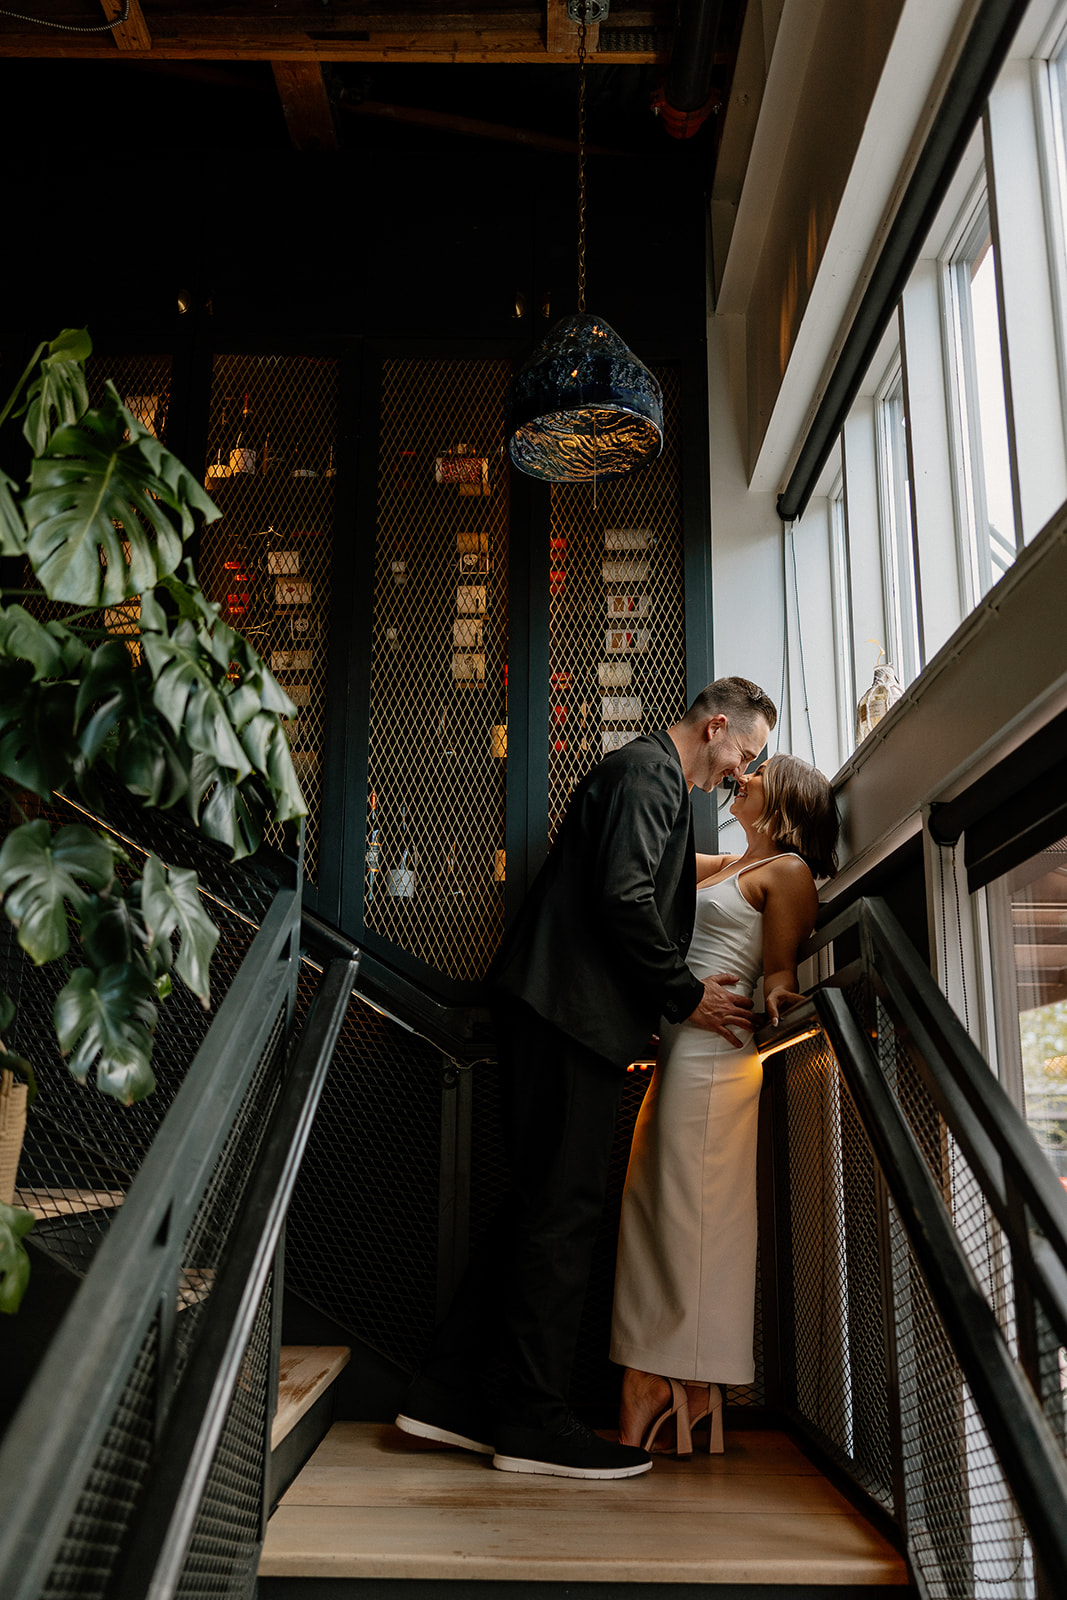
[900,261,966,658]
[841,400,889,711]
[986,69,1067,543]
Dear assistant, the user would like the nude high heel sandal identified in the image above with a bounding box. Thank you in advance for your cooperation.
[642,1377,693,1455]
[685,1383,724,1454]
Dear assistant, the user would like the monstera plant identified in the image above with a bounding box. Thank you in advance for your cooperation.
[0,330,307,1309]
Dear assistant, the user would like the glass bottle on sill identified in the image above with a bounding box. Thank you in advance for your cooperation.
[230,391,256,475]
[856,661,903,743]
[365,788,383,906]
[385,803,416,898]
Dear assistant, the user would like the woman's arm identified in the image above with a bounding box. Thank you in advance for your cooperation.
[695,851,732,883]
[761,857,819,1024]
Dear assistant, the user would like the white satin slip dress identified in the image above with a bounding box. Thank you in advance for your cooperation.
[609,857,799,1385]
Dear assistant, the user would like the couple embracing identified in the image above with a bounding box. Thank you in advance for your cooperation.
[396,677,838,1480]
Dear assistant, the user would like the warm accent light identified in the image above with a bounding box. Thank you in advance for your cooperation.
[758,1024,824,1062]
[506,314,663,483]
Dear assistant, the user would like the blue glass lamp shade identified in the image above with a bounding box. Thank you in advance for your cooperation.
[506,313,664,482]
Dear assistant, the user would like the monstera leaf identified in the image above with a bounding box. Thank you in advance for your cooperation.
[140,853,218,1007]
[140,593,251,779]
[10,328,92,458]
[114,712,190,810]
[0,1203,35,1315]
[0,604,88,682]
[0,667,80,800]
[23,385,219,607]
[54,963,158,1104]
[0,468,26,560]
[238,710,307,826]
[0,821,117,964]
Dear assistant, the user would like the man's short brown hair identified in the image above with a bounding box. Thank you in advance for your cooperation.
[683,677,778,736]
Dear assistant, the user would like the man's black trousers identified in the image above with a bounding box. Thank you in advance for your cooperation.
[419,998,626,1430]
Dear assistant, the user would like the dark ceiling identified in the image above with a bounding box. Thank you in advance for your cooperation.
[0,3,745,343]
[0,2,747,170]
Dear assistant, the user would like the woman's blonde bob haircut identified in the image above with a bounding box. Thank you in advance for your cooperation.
[752,753,839,880]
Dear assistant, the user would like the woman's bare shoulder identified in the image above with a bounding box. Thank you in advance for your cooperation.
[695,852,741,890]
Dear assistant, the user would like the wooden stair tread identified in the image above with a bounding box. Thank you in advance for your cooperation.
[15,1186,124,1219]
[272,1346,351,1451]
[260,1422,910,1585]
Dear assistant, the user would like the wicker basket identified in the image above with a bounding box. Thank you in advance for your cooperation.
[0,1067,28,1207]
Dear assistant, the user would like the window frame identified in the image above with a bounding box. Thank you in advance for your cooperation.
[874,349,922,686]
[941,184,1021,606]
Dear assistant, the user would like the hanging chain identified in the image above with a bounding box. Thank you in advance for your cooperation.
[577,9,588,316]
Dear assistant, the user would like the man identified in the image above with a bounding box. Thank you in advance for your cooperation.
[396,677,777,1479]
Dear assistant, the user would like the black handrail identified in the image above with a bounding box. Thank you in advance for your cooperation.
[301,906,495,1060]
[113,951,359,1597]
[817,986,1067,1581]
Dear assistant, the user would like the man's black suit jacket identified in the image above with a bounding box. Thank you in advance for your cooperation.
[491,729,705,1069]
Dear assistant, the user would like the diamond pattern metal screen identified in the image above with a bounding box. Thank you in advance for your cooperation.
[199,353,340,885]
[284,981,446,1373]
[175,1274,276,1600]
[546,367,686,840]
[365,358,510,981]
[775,1028,894,1506]
[774,976,1057,1598]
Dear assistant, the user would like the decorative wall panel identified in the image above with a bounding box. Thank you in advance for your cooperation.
[546,367,686,840]
[365,358,510,982]
[199,353,339,885]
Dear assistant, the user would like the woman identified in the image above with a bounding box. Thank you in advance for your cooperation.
[610,753,839,1454]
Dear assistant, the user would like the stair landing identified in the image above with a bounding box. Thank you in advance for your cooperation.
[259,1422,910,1587]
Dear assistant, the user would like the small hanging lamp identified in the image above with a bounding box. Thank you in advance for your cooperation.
[506,7,664,484]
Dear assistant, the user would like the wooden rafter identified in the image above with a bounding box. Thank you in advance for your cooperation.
[272,59,338,151]
[98,0,151,51]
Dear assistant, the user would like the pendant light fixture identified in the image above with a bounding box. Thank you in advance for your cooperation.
[505,6,664,484]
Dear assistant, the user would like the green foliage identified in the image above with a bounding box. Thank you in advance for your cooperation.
[0,1202,35,1315]
[0,330,307,1136]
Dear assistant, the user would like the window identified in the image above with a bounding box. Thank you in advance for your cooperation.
[829,474,855,757]
[946,203,1019,602]
[1045,34,1067,283]
[876,360,922,685]
[987,835,1067,1182]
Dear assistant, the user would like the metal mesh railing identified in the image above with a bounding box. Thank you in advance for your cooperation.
[284,979,446,1373]
[546,367,686,841]
[174,1274,276,1600]
[776,1027,894,1504]
[37,995,286,1600]
[39,1322,161,1600]
[365,358,510,981]
[199,352,340,886]
[773,958,1063,1597]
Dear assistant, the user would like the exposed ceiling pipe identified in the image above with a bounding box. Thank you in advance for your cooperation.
[655,0,725,139]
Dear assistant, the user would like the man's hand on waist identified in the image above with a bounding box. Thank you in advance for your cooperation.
[687,973,755,1048]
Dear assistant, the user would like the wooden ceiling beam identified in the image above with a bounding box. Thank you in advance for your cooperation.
[0,38,669,64]
[0,4,675,62]
[272,59,337,150]
[546,0,598,55]
[98,0,152,50]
